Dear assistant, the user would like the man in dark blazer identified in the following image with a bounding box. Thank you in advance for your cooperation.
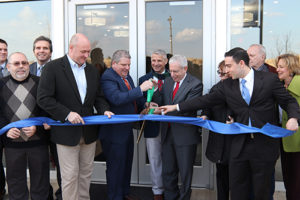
[153,54,203,200]
[37,33,113,200]
[30,35,62,200]
[100,50,154,200]
[29,36,52,76]
[159,48,300,200]
[0,38,9,200]
[138,49,169,200]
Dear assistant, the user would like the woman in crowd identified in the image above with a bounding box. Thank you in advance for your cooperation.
[276,53,300,200]
[201,60,232,200]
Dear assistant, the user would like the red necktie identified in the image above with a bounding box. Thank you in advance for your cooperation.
[123,78,131,90]
[157,79,163,92]
[123,78,138,113]
[172,82,180,100]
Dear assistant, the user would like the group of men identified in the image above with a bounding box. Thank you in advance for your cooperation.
[0,32,299,200]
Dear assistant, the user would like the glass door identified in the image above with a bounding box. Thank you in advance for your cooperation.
[137,0,213,188]
[67,0,139,183]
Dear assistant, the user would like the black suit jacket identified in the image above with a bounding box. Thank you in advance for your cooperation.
[180,70,300,161]
[154,73,203,145]
[37,55,110,146]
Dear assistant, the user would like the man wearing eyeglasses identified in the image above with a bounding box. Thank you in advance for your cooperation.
[0,52,50,199]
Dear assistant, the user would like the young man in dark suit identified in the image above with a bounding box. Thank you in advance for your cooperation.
[153,54,203,200]
[100,50,154,200]
[37,33,113,200]
[159,48,300,200]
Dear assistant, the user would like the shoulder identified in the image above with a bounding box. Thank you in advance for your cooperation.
[139,72,152,83]
[29,62,37,68]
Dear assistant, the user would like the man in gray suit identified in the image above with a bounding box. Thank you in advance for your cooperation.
[153,55,203,200]
[0,39,10,78]
[29,36,52,76]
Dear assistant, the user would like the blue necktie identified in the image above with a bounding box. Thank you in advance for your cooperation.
[241,79,250,105]
[241,79,252,127]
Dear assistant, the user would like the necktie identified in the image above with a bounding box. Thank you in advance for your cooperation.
[123,78,131,90]
[157,79,163,92]
[172,82,180,100]
[241,79,250,105]
[123,78,138,113]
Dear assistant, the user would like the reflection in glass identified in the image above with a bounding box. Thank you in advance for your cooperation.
[77,3,129,68]
[146,1,203,81]
[0,0,51,62]
[231,0,300,60]
[145,1,203,166]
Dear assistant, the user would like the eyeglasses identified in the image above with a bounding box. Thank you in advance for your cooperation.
[9,61,29,66]
[217,70,226,76]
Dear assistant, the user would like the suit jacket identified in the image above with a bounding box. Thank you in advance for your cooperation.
[99,67,145,144]
[201,82,233,163]
[154,73,203,145]
[179,70,300,161]
[138,72,160,138]
[37,55,110,146]
[29,62,38,75]
[0,61,10,78]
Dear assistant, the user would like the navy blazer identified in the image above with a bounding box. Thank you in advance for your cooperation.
[99,68,144,144]
[138,72,160,138]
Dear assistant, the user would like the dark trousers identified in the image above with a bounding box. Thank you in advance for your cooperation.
[0,141,5,193]
[49,140,62,200]
[229,140,276,200]
[281,149,300,200]
[101,134,134,200]
[162,130,197,200]
[216,163,229,200]
[5,145,50,200]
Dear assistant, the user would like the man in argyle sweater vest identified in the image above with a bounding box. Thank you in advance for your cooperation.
[0,52,49,200]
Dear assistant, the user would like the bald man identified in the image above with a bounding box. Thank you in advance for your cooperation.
[37,33,113,200]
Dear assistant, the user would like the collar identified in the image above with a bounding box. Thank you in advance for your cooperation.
[240,68,254,83]
[67,55,86,69]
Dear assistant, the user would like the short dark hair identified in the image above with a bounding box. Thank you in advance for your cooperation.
[33,36,52,52]
[0,39,7,46]
[224,47,249,67]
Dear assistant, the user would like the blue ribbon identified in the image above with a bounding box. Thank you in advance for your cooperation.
[0,114,294,138]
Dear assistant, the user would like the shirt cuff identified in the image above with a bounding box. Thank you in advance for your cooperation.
[176,104,180,111]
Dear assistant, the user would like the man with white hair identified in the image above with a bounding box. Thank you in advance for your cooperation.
[247,44,277,73]
[153,54,203,200]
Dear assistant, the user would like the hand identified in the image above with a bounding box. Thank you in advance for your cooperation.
[199,115,207,120]
[158,105,177,114]
[104,111,114,118]
[43,123,51,130]
[140,80,154,92]
[22,126,37,138]
[7,128,20,139]
[68,112,85,124]
[286,118,299,131]
[226,116,234,124]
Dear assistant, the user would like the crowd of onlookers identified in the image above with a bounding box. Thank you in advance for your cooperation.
[0,34,299,200]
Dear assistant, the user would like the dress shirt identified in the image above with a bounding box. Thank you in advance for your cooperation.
[173,73,187,90]
[36,63,44,77]
[153,70,166,92]
[239,68,254,98]
[67,55,87,104]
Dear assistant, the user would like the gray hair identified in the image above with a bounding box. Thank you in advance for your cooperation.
[8,52,27,63]
[169,54,187,68]
[249,44,266,58]
[111,50,131,63]
[152,49,167,59]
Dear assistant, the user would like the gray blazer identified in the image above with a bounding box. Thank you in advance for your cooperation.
[154,73,203,145]
[29,62,38,75]
[0,61,10,78]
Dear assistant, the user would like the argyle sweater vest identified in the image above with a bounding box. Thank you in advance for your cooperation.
[0,75,47,148]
